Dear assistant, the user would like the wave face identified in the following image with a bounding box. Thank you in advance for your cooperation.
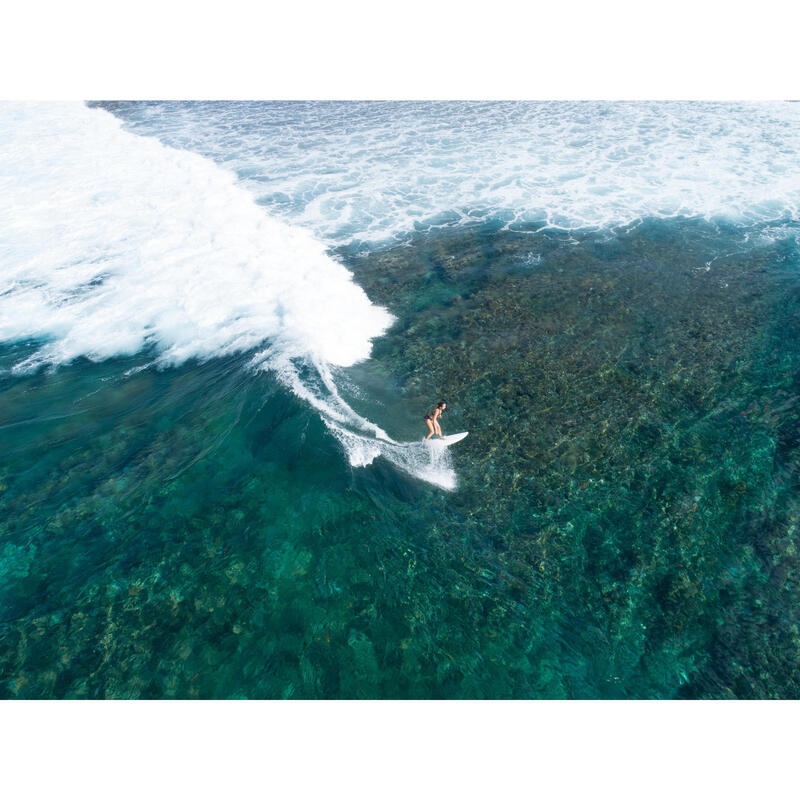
[0,103,457,486]
[101,101,800,244]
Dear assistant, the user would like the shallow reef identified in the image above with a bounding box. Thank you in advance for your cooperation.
[343,217,800,698]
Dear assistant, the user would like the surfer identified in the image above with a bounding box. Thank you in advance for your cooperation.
[424,401,447,440]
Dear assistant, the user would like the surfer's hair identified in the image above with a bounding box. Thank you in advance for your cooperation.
[437,400,446,408]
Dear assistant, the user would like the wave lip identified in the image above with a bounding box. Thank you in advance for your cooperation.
[0,102,393,373]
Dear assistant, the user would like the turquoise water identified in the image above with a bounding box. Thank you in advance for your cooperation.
[3,213,800,698]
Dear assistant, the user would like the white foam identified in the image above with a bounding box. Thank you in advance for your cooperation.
[109,101,800,244]
[0,102,392,371]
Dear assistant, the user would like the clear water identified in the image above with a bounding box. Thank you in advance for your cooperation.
[2,102,800,698]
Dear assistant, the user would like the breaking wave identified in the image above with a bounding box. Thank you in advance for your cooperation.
[0,103,454,487]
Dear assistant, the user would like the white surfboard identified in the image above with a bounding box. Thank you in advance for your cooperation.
[427,431,469,447]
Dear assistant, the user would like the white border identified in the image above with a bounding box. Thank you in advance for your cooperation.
[3,701,799,798]
[1,0,798,100]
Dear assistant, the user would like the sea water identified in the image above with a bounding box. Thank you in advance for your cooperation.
[2,102,800,697]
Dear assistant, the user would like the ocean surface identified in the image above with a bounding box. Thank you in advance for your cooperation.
[2,101,800,698]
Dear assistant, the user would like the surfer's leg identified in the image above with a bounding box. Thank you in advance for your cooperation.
[425,418,435,439]
[435,422,444,438]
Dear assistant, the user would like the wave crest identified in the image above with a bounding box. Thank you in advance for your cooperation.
[0,102,392,371]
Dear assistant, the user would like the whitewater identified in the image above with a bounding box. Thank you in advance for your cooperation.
[101,101,800,245]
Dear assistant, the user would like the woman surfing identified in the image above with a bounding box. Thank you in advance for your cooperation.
[424,401,447,440]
